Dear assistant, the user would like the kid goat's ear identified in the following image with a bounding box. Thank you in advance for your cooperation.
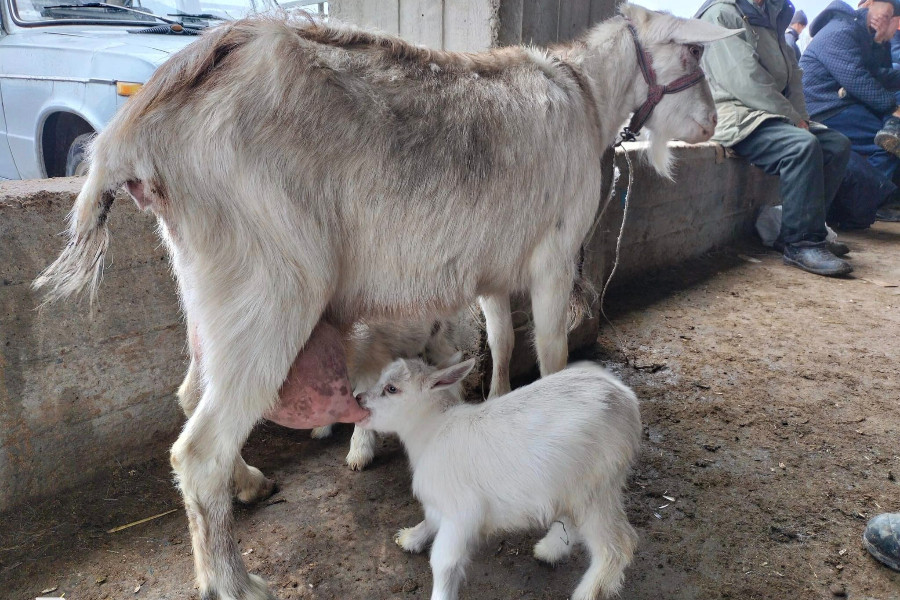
[426,358,476,391]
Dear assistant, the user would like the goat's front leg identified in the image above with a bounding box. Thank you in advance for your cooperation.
[529,251,574,376]
[396,508,440,553]
[346,425,377,470]
[429,520,476,600]
[479,294,514,398]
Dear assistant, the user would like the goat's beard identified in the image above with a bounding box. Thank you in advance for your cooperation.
[645,131,674,180]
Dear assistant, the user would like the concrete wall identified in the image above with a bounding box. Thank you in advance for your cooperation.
[0,145,777,512]
[0,179,186,513]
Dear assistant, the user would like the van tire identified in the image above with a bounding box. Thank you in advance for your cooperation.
[65,133,94,177]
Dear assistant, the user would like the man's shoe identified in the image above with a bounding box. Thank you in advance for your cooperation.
[876,205,900,222]
[863,513,900,572]
[827,241,850,256]
[773,240,850,256]
[783,243,853,277]
[875,116,900,157]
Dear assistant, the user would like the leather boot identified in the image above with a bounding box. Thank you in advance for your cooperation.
[864,513,900,572]
[782,242,852,277]
[875,116,900,158]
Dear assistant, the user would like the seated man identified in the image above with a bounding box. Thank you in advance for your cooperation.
[785,10,807,60]
[801,0,900,221]
[696,0,853,277]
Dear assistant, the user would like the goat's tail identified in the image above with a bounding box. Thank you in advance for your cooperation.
[32,165,118,306]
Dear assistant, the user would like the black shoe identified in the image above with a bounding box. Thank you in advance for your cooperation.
[863,513,900,572]
[827,241,850,256]
[773,240,850,257]
[876,205,900,222]
[782,243,853,277]
[876,116,900,158]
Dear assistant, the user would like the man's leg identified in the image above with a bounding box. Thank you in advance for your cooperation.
[822,104,900,183]
[734,120,829,244]
[733,119,851,276]
[811,128,852,211]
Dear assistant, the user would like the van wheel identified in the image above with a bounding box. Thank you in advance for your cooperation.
[65,133,94,177]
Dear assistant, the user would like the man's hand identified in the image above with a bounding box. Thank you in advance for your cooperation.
[797,120,810,130]
[870,11,891,36]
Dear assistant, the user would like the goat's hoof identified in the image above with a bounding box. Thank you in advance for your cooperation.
[235,466,277,505]
[394,527,428,554]
[346,447,374,471]
[310,425,334,439]
[246,573,277,600]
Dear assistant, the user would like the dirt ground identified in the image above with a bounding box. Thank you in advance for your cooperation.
[2,224,899,600]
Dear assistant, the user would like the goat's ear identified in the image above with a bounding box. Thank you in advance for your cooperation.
[670,19,742,44]
[436,351,464,370]
[426,358,476,391]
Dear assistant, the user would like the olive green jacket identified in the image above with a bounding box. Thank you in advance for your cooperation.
[696,0,809,146]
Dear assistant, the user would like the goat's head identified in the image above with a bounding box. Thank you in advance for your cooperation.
[356,355,475,434]
[616,4,739,177]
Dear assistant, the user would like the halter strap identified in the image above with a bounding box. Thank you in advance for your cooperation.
[617,23,706,145]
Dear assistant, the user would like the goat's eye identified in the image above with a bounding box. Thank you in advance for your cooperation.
[384,384,398,395]
[688,44,703,60]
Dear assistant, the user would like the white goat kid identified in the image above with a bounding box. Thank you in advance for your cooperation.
[359,359,641,600]
[35,5,736,599]
[311,318,470,470]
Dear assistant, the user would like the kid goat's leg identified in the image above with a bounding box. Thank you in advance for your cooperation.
[479,294,514,398]
[396,506,441,554]
[534,517,580,564]
[429,519,477,600]
[177,339,274,505]
[572,492,637,600]
[346,426,378,470]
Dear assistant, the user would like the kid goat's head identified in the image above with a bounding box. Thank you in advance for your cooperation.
[356,355,476,434]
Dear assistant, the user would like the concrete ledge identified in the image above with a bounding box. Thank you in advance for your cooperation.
[0,143,777,512]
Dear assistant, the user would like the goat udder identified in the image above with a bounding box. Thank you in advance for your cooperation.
[267,321,369,428]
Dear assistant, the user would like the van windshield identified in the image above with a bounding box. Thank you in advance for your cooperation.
[12,0,321,25]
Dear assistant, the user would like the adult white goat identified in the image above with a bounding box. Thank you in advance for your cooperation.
[35,5,736,598]
[357,359,642,600]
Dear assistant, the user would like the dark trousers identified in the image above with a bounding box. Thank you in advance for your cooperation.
[821,102,900,187]
[733,119,851,245]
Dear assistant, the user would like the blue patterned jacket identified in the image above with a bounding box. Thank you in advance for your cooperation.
[800,1,900,120]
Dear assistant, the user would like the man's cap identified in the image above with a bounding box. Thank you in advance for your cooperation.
[790,10,808,25]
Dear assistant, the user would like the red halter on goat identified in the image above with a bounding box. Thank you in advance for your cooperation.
[617,23,707,145]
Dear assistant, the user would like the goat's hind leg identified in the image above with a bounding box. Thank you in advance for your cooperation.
[178,348,275,505]
[173,302,326,600]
